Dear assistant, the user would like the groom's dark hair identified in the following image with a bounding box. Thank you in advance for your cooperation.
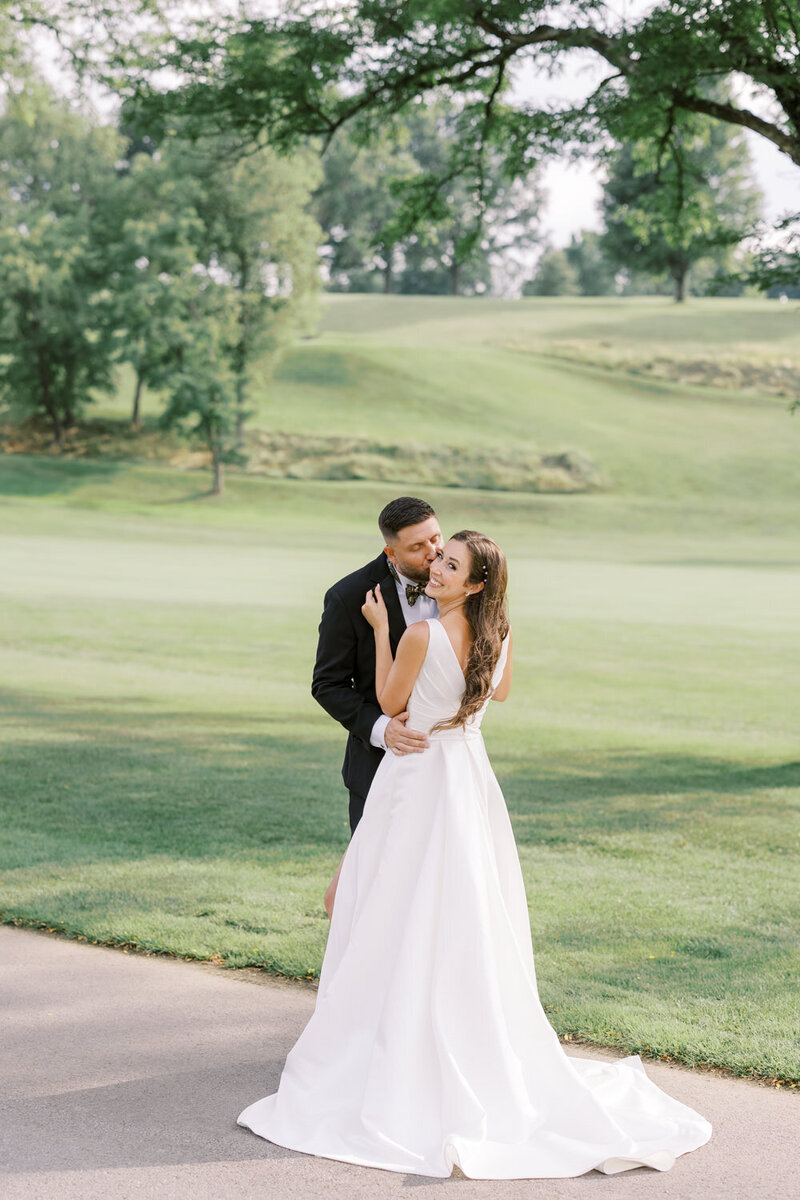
[379,496,436,542]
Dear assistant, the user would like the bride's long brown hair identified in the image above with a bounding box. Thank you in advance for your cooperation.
[433,531,510,732]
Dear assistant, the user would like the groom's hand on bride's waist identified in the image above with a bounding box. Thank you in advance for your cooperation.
[385,712,429,756]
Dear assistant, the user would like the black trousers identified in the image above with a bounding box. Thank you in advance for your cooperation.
[348,789,367,835]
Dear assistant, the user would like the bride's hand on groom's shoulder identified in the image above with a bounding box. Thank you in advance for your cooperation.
[362,584,389,629]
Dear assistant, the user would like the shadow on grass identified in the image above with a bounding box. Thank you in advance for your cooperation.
[503,752,800,799]
[2,688,798,868]
[0,454,124,497]
[156,486,221,504]
[0,688,348,869]
[501,750,800,847]
[0,451,212,506]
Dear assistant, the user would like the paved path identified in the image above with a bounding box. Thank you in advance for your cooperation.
[1,925,795,1199]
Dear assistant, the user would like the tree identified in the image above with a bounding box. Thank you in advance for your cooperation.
[0,86,124,445]
[600,106,762,302]
[108,104,323,452]
[110,123,322,486]
[564,232,617,297]
[728,212,800,299]
[395,100,542,296]
[163,131,322,442]
[314,99,542,295]
[157,273,239,496]
[522,249,580,297]
[107,150,207,427]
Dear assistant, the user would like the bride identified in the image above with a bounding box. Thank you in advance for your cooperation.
[238,530,712,1178]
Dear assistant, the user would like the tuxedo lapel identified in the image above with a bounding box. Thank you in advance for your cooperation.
[367,553,406,651]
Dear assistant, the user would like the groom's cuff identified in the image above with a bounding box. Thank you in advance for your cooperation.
[370,714,390,750]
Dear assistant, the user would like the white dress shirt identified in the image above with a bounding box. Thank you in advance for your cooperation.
[370,565,438,750]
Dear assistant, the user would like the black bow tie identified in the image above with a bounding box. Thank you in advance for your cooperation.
[404,582,428,607]
[387,561,428,607]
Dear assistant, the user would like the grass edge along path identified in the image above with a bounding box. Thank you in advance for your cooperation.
[2,914,796,1093]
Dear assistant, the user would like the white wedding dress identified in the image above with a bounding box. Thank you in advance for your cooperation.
[238,619,712,1178]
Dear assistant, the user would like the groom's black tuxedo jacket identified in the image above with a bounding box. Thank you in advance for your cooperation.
[312,552,407,799]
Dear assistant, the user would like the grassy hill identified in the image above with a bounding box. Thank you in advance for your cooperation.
[78,296,800,517]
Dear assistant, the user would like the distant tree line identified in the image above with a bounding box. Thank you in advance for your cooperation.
[316,90,762,302]
[314,98,542,297]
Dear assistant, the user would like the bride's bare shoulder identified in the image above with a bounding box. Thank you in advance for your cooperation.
[399,621,431,650]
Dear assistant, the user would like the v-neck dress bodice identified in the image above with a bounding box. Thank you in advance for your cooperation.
[406,618,506,742]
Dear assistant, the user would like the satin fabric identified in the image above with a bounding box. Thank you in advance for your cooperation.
[238,619,711,1178]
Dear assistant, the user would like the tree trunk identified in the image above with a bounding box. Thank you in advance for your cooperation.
[211,448,224,496]
[673,264,688,303]
[450,261,461,296]
[37,345,63,448]
[46,404,64,449]
[235,262,249,447]
[131,373,143,429]
[383,248,394,295]
[63,358,76,428]
[235,371,246,447]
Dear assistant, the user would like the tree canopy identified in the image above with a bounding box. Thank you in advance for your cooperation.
[110,2,799,292]
[9,3,800,295]
[12,5,797,230]
[119,2,800,173]
[0,84,125,444]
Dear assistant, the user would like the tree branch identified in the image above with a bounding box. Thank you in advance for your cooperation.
[471,11,800,165]
[673,91,800,165]
[471,14,635,73]
[322,42,511,145]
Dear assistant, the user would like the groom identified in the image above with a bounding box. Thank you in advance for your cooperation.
[312,495,443,833]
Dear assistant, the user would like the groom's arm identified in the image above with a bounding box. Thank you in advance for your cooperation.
[312,587,383,748]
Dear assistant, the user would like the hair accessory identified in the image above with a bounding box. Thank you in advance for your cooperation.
[482,563,489,581]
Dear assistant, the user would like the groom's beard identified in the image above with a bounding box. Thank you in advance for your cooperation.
[395,561,430,586]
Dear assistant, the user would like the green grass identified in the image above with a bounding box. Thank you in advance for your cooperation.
[2,295,800,1082]
[315,294,800,355]
[91,297,800,511]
